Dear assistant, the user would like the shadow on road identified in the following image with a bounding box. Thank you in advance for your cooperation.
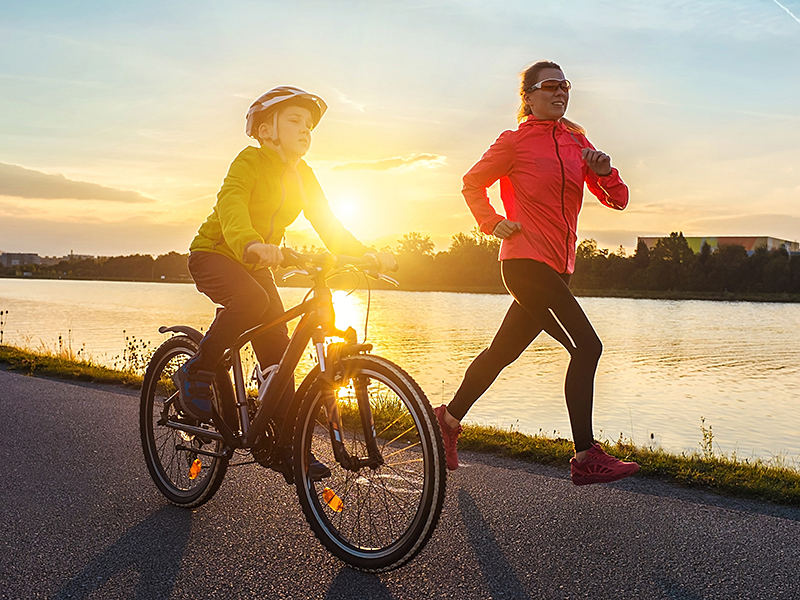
[458,488,532,600]
[469,453,800,523]
[51,506,191,600]
[325,567,397,600]
[655,578,706,600]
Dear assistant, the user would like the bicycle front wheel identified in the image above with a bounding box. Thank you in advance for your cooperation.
[294,354,446,572]
[140,335,228,507]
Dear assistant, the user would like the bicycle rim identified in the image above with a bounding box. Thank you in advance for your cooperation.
[140,336,228,507]
[294,355,445,572]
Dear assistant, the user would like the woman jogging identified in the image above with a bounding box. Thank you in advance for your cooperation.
[435,61,639,485]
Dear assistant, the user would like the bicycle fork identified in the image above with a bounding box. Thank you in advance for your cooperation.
[315,334,384,472]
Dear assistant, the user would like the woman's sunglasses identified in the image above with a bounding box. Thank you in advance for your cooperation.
[527,79,571,93]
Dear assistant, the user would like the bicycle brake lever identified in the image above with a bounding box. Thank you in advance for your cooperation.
[377,273,399,287]
[281,269,310,282]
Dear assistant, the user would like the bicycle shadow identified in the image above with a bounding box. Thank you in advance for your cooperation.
[457,488,533,600]
[51,505,191,600]
[324,568,397,600]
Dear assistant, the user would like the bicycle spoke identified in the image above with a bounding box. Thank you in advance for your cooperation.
[381,440,421,460]
[141,336,228,507]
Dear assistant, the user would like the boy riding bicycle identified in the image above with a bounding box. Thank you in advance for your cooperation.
[176,86,394,475]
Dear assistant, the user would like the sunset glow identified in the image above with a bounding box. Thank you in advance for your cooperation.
[1,1,799,257]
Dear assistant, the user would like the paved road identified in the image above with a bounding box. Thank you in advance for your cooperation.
[1,369,799,600]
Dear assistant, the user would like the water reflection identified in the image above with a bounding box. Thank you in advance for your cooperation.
[1,279,798,462]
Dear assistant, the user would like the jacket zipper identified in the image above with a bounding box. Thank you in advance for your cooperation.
[258,150,285,247]
[552,127,570,273]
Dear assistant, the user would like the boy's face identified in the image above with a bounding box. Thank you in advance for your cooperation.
[261,105,314,159]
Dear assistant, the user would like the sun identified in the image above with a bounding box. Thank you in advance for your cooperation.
[329,194,365,232]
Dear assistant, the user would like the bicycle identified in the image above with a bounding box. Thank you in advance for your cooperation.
[139,249,447,572]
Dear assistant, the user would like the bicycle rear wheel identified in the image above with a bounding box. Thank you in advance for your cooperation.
[294,354,446,572]
[140,335,228,507]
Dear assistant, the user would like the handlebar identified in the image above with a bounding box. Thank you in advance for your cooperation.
[279,248,398,285]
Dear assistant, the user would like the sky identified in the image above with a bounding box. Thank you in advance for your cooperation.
[1,0,799,257]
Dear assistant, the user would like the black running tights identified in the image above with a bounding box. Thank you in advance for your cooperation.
[447,259,602,452]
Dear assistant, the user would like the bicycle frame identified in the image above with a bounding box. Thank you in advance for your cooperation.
[163,254,382,471]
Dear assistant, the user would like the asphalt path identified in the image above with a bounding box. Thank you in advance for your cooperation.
[1,369,799,600]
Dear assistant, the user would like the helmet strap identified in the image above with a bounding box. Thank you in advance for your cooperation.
[271,111,281,146]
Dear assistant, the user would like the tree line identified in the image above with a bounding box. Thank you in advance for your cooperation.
[4,231,800,295]
[387,230,800,295]
[2,252,192,282]
[570,233,800,294]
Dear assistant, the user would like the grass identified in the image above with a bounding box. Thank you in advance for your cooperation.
[0,343,142,387]
[2,342,799,506]
[459,425,800,506]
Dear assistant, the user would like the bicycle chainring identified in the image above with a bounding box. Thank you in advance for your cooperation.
[251,419,279,468]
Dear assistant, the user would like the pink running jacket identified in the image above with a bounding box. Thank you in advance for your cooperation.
[462,116,629,275]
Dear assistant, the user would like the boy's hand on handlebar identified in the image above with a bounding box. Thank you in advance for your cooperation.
[246,243,284,268]
[492,219,522,240]
[365,251,397,273]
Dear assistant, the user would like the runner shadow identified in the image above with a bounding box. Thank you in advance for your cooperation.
[324,568,396,600]
[458,489,532,600]
[51,506,191,600]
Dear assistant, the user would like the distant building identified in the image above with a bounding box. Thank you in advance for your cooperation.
[39,252,94,266]
[637,236,800,256]
[0,253,41,267]
[1,252,95,267]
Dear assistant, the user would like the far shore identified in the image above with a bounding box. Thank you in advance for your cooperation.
[3,273,800,303]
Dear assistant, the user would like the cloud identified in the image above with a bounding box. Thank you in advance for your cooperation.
[332,88,366,113]
[0,162,154,203]
[331,154,447,171]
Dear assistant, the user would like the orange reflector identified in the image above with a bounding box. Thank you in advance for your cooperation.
[189,458,202,480]
[322,487,343,512]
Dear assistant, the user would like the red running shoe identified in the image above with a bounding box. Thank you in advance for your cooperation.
[570,443,640,486]
[434,405,462,471]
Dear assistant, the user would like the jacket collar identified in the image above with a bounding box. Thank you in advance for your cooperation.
[519,114,565,132]
[257,143,304,169]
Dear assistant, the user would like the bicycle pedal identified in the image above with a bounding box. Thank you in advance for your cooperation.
[268,460,295,486]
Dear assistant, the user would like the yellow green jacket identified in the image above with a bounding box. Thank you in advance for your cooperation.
[190,144,369,267]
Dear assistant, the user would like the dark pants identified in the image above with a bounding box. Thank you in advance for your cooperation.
[188,251,289,374]
[447,259,602,452]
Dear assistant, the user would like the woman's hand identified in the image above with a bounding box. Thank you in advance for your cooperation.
[581,148,613,177]
[366,251,397,273]
[492,219,522,240]
[246,243,284,268]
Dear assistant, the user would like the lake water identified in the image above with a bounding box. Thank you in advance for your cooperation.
[1,278,798,462]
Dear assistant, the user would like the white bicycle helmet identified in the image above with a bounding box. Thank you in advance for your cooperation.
[245,86,328,139]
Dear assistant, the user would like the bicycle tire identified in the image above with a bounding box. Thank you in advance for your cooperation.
[140,335,229,507]
[293,354,446,572]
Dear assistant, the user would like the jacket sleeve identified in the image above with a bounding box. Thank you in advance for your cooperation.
[215,151,264,261]
[462,130,515,235]
[300,165,371,256]
[581,138,629,210]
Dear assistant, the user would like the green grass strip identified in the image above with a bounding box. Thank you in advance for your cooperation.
[0,344,142,387]
[460,425,800,506]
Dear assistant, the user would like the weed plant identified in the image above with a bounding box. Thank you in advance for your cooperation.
[111,330,153,376]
